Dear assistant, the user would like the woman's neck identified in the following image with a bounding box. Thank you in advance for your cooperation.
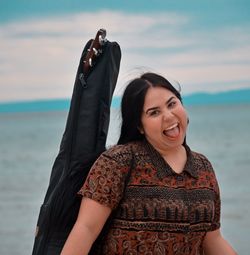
[159,145,187,174]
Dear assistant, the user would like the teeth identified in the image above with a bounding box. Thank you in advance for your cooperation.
[165,123,178,131]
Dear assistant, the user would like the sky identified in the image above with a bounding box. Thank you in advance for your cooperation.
[0,0,250,102]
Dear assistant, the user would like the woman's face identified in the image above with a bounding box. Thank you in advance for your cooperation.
[140,86,188,153]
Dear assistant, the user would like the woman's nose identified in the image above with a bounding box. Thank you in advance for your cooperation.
[162,110,173,120]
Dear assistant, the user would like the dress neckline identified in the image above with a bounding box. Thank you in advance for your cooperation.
[142,139,198,179]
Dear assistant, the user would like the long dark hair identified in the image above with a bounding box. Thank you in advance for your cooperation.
[117,72,182,145]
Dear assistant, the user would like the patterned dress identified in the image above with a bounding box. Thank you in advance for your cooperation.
[78,140,221,255]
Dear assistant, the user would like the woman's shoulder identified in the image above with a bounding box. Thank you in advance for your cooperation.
[105,141,144,154]
[102,141,143,164]
[190,149,214,172]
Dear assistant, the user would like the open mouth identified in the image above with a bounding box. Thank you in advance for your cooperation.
[163,123,180,138]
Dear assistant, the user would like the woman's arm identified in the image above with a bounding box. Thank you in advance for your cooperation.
[60,197,111,255]
[203,229,237,255]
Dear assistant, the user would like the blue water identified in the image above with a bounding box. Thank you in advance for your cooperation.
[0,104,249,254]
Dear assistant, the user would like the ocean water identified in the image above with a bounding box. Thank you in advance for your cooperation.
[0,104,249,254]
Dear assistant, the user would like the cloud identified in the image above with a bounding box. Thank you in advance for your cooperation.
[0,10,249,102]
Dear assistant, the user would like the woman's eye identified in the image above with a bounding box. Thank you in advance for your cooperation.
[168,101,177,108]
[148,110,160,116]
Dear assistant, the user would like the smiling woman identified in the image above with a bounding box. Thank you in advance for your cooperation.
[140,87,188,152]
[60,72,237,255]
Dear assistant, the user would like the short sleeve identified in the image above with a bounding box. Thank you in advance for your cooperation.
[209,175,221,231]
[78,147,131,210]
[200,154,221,231]
[210,190,221,231]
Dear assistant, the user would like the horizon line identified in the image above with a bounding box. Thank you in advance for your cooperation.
[0,88,250,113]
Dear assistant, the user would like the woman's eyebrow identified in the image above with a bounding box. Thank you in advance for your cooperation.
[145,106,159,114]
[166,96,175,104]
[145,96,176,114]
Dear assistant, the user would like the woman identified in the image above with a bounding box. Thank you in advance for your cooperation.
[61,72,237,254]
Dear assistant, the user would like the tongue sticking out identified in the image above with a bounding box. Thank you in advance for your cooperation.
[163,126,180,138]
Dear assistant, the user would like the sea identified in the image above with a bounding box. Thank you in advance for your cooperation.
[0,104,249,255]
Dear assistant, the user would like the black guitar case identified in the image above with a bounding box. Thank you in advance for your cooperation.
[31,30,121,254]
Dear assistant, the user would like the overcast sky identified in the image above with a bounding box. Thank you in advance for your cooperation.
[0,0,249,102]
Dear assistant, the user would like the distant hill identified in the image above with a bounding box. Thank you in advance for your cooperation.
[0,99,71,113]
[0,88,250,113]
[112,88,250,107]
[182,88,250,106]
